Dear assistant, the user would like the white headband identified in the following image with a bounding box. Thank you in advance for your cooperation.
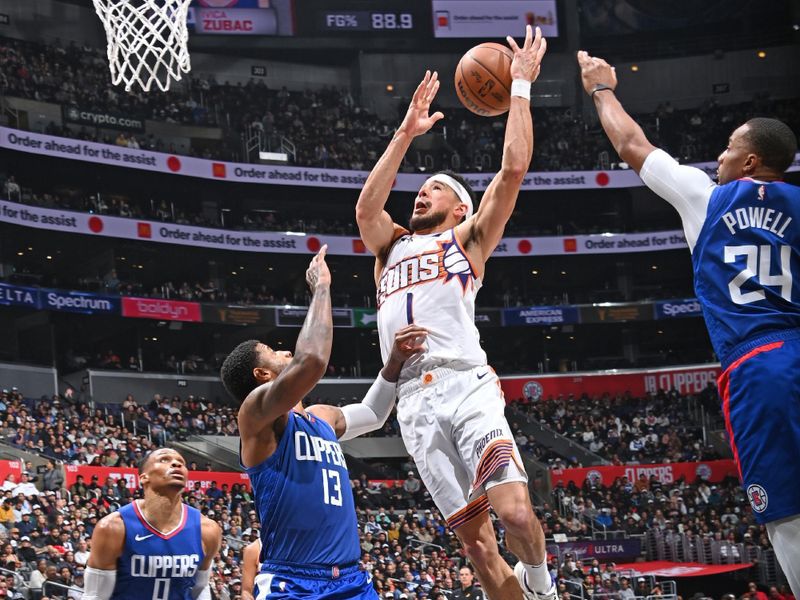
[425,174,474,219]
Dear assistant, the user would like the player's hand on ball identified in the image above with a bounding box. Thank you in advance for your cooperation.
[398,70,444,138]
[577,50,617,96]
[305,245,331,290]
[390,325,428,362]
[507,25,547,83]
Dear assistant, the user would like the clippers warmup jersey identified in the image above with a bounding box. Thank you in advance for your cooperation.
[377,228,486,382]
[114,501,204,600]
[244,411,361,570]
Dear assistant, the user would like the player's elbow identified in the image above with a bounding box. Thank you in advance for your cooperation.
[355,204,377,227]
[616,139,652,173]
[500,163,527,185]
[294,351,328,379]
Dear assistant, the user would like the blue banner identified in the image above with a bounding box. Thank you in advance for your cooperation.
[41,289,120,315]
[502,306,579,326]
[655,298,703,319]
[0,283,40,308]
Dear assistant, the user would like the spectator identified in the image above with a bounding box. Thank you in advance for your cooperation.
[403,472,421,500]
[619,577,635,600]
[4,176,20,201]
[44,564,66,598]
[453,565,485,600]
[43,461,64,492]
[636,578,650,597]
[29,560,47,595]
[73,540,90,566]
[743,582,769,600]
[68,476,87,498]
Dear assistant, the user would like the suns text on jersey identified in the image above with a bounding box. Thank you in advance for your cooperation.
[130,554,199,578]
[377,252,441,307]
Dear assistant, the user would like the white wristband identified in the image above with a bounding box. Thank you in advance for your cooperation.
[511,79,531,100]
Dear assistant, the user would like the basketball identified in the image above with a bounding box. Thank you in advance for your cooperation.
[454,42,514,117]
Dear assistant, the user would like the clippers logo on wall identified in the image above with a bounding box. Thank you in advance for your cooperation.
[187,0,295,35]
[501,364,721,402]
[551,460,738,488]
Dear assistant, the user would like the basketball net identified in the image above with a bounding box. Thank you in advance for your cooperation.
[92,0,193,92]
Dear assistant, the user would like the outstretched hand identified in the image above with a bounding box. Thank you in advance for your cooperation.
[305,245,331,290]
[398,70,444,138]
[507,25,547,83]
[389,325,428,363]
[577,50,617,96]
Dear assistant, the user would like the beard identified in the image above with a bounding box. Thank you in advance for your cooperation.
[409,208,448,233]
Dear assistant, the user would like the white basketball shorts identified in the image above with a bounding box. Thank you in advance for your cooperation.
[396,364,528,530]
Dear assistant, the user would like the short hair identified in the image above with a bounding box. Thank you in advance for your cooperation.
[137,450,155,474]
[435,170,476,220]
[220,340,261,403]
[742,118,797,174]
[138,448,184,474]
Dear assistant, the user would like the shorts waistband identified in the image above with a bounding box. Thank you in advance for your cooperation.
[398,363,482,397]
[721,328,800,371]
[261,560,359,580]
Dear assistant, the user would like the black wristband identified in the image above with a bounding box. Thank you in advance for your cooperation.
[591,84,614,97]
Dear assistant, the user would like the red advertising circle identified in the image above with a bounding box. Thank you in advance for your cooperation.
[596,172,610,186]
[307,237,321,252]
[517,239,532,254]
[167,156,182,172]
[88,216,104,233]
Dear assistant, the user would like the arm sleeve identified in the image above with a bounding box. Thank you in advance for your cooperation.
[82,567,117,600]
[191,568,212,600]
[639,149,717,252]
[338,374,397,441]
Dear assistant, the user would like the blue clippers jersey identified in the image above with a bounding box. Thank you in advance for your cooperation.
[244,411,361,569]
[114,502,204,600]
[693,179,800,364]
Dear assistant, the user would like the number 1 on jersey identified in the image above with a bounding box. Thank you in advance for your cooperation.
[406,293,414,324]
[725,244,792,304]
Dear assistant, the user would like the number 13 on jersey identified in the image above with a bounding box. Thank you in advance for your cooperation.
[725,244,792,304]
[321,468,342,506]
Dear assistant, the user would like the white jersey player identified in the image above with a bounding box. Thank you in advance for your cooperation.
[356,26,555,600]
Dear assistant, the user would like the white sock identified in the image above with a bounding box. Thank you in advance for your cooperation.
[521,561,553,595]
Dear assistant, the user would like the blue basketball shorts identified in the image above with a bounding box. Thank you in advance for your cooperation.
[718,331,800,524]
[253,563,377,600]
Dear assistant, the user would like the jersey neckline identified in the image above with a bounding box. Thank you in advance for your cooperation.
[132,499,188,540]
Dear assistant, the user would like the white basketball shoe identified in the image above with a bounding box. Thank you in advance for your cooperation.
[514,562,557,600]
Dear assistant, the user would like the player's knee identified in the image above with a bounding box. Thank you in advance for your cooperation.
[495,503,536,536]
[460,535,493,565]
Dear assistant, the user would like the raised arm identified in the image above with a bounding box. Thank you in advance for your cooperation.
[238,248,332,449]
[576,50,657,174]
[83,513,125,600]
[356,71,444,257]
[308,325,427,439]
[461,25,547,264]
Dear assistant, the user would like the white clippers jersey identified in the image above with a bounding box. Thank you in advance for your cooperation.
[377,228,487,381]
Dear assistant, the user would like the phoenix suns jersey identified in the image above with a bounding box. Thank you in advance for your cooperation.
[377,228,486,381]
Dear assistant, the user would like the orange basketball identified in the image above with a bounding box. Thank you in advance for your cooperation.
[454,42,514,117]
